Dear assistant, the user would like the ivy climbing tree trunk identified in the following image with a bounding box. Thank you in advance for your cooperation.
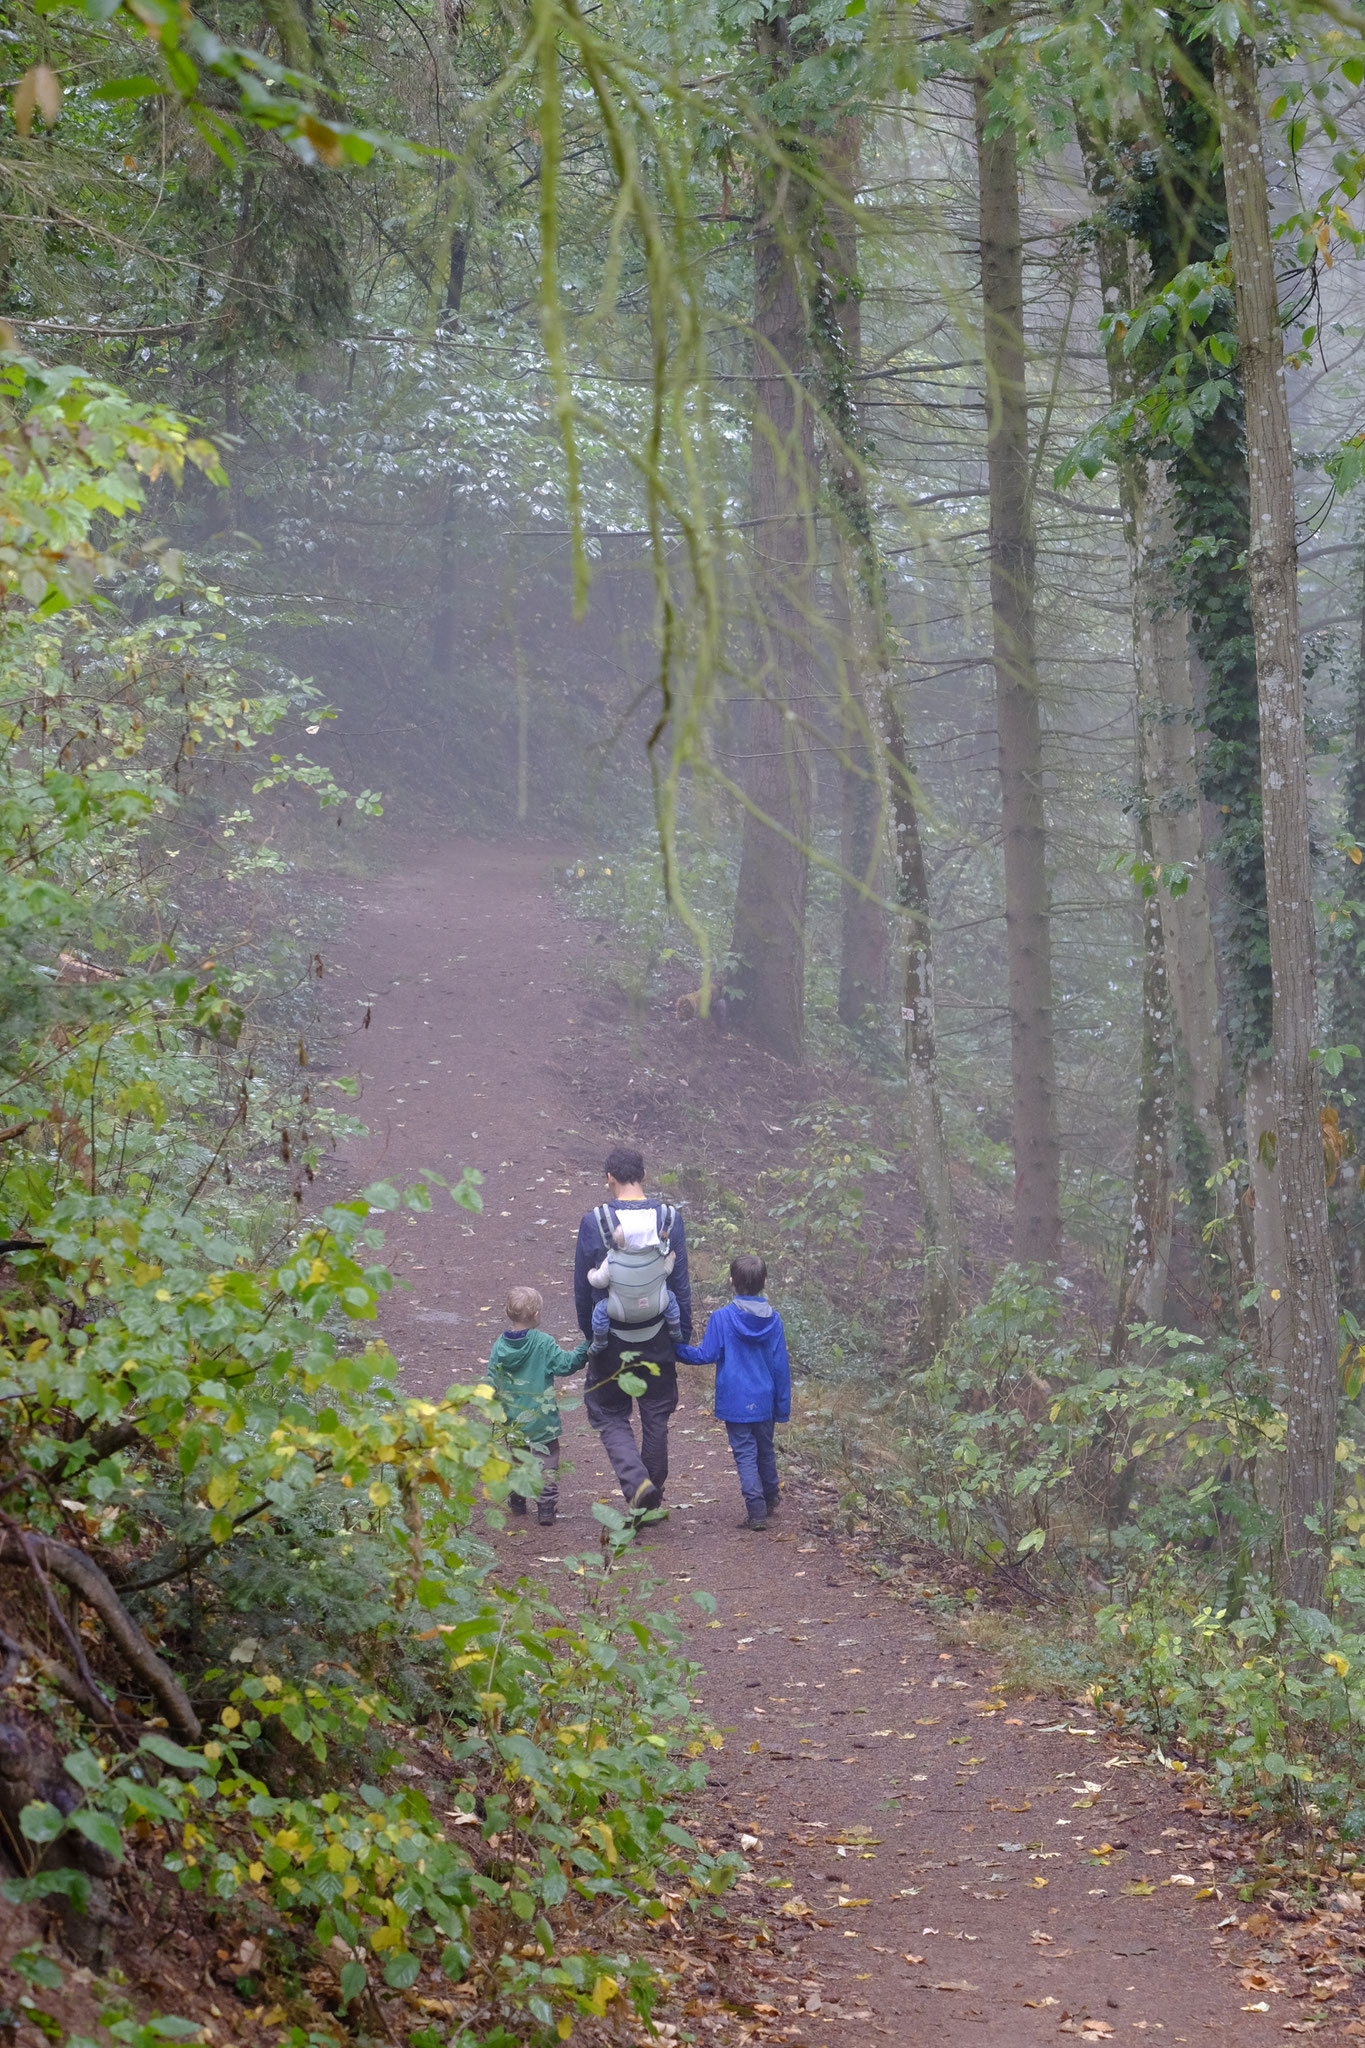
[1086,175,1245,1335]
[729,21,817,1062]
[1136,467,1246,1291]
[1217,33,1337,1610]
[975,2,1061,1266]
[1087,25,1265,1324]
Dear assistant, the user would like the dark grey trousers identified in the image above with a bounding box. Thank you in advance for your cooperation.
[508,1436,560,1512]
[584,1331,678,1503]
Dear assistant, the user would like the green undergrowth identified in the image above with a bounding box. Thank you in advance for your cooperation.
[3,1187,741,2048]
[783,1263,1365,1876]
[0,354,740,2048]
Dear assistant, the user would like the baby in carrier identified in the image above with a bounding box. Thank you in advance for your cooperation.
[586,1202,683,1355]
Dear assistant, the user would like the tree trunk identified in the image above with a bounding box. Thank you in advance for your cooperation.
[1328,544,1365,1319]
[729,29,817,1064]
[1136,470,1248,1281]
[825,124,889,1032]
[882,689,962,1335]
[974,4,1061,1266]
[1086,187,1243,1319]
[837,675,890,1030]
[1086,201,1175,1345]
[430,483,459,674]
[1217,34,1337,1610]
[1331,545,1365,1051]
[1111,807,1175,1345]
[815,119,960,1329]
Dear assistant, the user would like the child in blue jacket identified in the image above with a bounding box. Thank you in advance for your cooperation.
[676,1250,790,1530]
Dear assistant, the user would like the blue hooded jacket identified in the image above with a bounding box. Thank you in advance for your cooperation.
[676,1296,791,1424]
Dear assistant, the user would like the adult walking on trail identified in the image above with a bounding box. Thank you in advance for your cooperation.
[574,1143,691,1515]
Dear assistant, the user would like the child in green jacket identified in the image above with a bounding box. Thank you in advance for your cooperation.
[486,1286,588,1525]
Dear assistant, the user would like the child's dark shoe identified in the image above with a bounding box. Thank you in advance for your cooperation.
[737,1512,768,1531]
[509,1495,528,1517]
[537,1502,556,1526]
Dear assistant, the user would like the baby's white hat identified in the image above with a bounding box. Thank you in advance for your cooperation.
[617,1210,661,1251]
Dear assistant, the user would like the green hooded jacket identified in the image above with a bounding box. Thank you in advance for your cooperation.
[486,1328,588,1445]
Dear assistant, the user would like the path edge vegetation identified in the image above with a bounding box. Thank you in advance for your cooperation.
[0,19,748,2048]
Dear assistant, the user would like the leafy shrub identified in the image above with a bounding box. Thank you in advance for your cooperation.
[1094,1580,1365,1835]
[763,1102,891,1263]
[0,353,736,2045]
[882,1267,1273,1587]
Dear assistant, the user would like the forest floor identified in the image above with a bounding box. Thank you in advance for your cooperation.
[314,834,1365,2047]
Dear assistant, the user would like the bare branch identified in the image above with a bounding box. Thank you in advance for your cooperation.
[0,1526,200,1741]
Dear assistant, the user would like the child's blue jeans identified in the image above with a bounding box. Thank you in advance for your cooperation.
[725,1420,779,1517]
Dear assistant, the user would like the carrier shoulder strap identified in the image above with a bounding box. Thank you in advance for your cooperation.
[594,1203,616,1253]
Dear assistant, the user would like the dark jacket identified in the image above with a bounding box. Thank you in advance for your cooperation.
[574,1196,692,1342]
[676,1295,791,1424]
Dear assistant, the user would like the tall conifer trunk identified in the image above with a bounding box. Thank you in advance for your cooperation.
[1328,546,1365,1319]
[815,121,960,1333]
[1087,199,1175,1341]
[729,22,817,1061]
[974,3,1061,1265]
[1217,35,1337,1609]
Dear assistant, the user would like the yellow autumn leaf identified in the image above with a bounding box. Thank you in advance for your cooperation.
[220,1706,241,1729]
[369,1481,392,1507]
[586,1975,619,2016]
[1350,846,1363,865]
[207,1472,235,1509]
[1324,1650,1350,1677]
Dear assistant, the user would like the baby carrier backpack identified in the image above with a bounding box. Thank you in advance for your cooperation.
[593,1202,676,1340]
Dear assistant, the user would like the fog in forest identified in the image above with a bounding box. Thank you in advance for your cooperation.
[7,3,1365,2043]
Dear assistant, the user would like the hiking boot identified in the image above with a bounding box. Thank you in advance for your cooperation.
[509,1495,528,1517]
[764,1492,780,1515]
[631,1478,662,1514]
[737,1513,768,1532]
[537,1502,556,1527]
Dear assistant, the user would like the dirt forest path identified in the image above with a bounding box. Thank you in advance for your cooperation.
[315,838,1355,2047]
